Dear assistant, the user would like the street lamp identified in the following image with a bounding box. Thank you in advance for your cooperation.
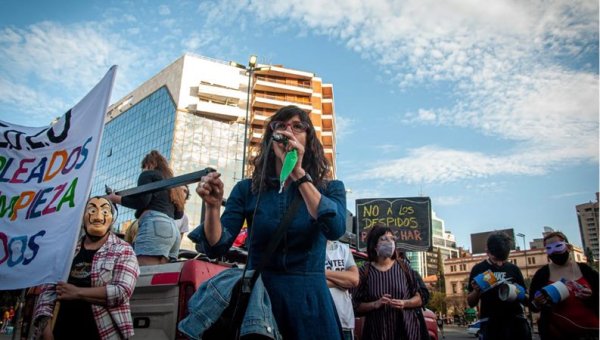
[516,233,528,279]
[230,55,270,179]
[516,232,533,327]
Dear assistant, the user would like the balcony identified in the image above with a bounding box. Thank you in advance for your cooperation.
[262,65,314,79]
[255,76,313,96]
[322,84,333,99]
[250,130,263,143]
[198,84,244,102]
[322,101,333,115]
[253,95,312,112]
[194,101,244,120]
[251,111,270,127]
[322,135,333,147]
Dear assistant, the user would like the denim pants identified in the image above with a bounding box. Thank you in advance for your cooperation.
[134,210,180,260]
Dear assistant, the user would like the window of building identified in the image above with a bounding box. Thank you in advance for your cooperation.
[452,282,457,294]
[510,259,517,265]
[527,257,536,265]
[459,264,467,271]
[91,87,177,230]
[450,265,456,272]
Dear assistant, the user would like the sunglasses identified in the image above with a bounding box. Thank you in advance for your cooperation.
[269,121,309,134]
[545,241,568,255]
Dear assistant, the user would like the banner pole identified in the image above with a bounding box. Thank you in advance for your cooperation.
[11,288,25,340]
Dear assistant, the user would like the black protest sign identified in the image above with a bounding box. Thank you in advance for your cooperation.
[356,197,431,251]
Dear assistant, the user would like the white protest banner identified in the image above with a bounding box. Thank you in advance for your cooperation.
[0,66,117,289]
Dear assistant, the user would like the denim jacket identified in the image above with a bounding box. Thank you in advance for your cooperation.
[178,268,282,339]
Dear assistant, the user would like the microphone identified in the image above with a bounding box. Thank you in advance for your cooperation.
[272,133,288,144]
[270,133,298,193]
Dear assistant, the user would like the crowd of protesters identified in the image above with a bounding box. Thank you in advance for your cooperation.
[466,231,599,340]
[16,105,597,339]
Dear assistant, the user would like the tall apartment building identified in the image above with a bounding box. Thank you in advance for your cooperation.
[406,211,459,276]
[90,54,338,242]
[576,192,599,261]
[245,65,336,177]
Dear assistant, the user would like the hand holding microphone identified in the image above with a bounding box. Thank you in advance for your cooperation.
[272,133,288,144]
[272,131,305,181]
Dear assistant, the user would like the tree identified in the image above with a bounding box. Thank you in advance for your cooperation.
[585,247,598,271]
[427,291,447,315]
[436,247,446,293]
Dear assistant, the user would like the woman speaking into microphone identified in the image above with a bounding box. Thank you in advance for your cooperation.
[191,105,347,339]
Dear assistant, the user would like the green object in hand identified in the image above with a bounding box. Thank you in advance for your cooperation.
[279,149,298,193]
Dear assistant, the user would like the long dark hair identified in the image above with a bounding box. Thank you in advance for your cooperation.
[366,225,398,262]
[251,105,330,193]
[141,150,185,211]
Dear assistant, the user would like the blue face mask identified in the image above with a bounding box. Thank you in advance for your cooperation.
[377,241,395,258]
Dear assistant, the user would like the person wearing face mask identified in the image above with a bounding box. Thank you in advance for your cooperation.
[351,225,428,340]
[32,196,140,340]
[467,232,531,340]
[529,231,599,340]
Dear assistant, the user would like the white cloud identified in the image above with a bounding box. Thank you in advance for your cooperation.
[376,144,399,153]
[416,109,436,122]
[334,114,357,140]
[160,18,177,28]
[434,195,464,206]
[465,182,506,193]
[237,0,598,184]
[0,77,66,126]
[550,191,590,199]
[350,145,549,184]
[400,68,599,182]
[158,5,171,16]
[0,21,159,123]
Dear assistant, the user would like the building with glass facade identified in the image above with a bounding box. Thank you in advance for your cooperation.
[90,54,338,249]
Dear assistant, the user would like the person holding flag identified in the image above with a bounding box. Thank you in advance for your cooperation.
[32,196,139,340]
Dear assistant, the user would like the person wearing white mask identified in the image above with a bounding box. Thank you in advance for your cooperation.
[351,225,427,340]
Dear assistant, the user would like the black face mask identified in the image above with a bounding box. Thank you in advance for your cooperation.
[549,251,570,265]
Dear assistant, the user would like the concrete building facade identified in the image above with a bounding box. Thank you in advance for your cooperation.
[576,193,599,261]
[90,54,338,249]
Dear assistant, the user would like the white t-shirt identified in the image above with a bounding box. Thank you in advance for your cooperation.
[325,241,357,329]
[175,213,189,234]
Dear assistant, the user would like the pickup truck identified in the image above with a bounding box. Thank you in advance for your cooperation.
[129,247,438,340]
[129,249,246,339]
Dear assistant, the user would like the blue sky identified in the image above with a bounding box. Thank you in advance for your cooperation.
[1,0,598,250]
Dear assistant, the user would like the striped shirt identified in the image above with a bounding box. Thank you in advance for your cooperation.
[352,261,424,340]
[34,233,139,339]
